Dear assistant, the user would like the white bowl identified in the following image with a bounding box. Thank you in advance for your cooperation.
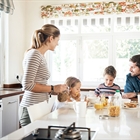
[65,102,74,109]
[88,97,98,103]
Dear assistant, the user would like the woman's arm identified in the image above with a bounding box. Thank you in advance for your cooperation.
[22,51,67,94]
[31,83,67,94]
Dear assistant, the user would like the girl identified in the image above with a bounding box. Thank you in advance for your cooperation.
[66,76,81,102]
[95,65,121,97]
[52,77,82,111]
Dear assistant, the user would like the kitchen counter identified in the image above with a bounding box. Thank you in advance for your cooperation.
[1,106,140,140]
[0,88,24,99]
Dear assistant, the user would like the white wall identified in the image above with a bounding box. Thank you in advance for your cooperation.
[5,0,125,84]
[5,0,45,84]
[5,1,26,84]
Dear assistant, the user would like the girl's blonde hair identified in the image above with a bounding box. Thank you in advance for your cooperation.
[65,77,81,88]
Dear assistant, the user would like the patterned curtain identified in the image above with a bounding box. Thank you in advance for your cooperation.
[0,0,15,14]
[41,1,140,18]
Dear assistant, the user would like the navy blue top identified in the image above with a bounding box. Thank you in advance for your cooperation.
[124,73,140,94]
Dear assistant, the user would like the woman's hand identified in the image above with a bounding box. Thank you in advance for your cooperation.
[53,84,68,94]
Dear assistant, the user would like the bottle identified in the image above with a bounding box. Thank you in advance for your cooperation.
[115,90,121,95]
[114,90,122,103]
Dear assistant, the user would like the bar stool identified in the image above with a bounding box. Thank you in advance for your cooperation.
[27,95,57,122]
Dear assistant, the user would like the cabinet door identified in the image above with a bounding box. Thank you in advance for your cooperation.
[2,95,18,137]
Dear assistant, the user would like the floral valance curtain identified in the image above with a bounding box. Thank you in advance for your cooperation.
[0,0,15,14]
[41,1,140,18]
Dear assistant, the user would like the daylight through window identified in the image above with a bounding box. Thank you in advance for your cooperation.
[45,14,140,88]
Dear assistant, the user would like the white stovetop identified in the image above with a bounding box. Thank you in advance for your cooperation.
[1,107,140,140]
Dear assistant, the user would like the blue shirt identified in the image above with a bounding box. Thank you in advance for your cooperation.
[124,73,140,94]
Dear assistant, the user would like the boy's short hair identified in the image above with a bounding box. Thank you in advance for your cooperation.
[103,65,116,78]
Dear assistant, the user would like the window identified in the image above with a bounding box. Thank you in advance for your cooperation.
[0,12,6,87]
[45,14,140,88]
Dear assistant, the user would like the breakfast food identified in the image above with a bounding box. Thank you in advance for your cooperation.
[108,106,120,117]
[100,95,108,107]
[71,92,81,101]
[75,92,79,97]
[102,98,108,107]
[124,103,137,108]
[94,103,104,110]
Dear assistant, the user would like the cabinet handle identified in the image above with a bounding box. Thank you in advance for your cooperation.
[8,100,17,104]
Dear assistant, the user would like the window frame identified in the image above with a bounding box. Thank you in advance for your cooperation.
[45,14,140,88]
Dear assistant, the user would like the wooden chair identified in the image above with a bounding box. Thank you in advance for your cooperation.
[27,95,57,122]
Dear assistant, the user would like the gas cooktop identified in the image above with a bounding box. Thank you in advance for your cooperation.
[22,122,97,140]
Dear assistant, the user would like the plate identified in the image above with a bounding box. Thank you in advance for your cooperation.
[122,106,138,110]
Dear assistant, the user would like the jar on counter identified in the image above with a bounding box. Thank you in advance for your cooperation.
[108,96,121,117]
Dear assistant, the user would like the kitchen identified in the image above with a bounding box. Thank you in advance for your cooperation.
[0,0,140,139]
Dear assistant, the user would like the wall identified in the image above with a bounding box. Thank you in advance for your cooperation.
[5,0,45,84]
[5,1,26,84]
[5,0,125,84]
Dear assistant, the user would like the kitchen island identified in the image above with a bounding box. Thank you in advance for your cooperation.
[0,106,140,140]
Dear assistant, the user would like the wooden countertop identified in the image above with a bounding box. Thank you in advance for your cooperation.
[0,88,24,99]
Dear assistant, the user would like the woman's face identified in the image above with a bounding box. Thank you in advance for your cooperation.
[70,82,81,97]
[104,74,115,87]
[49,35,60,51]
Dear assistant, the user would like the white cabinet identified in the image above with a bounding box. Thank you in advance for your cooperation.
[0,100,2,138]
[2,95,19,137]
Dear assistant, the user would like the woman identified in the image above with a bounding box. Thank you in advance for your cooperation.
[19,24,67,127]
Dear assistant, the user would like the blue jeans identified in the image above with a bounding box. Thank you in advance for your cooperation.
[19,106,31,127]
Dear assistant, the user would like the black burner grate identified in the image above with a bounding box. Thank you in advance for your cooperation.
[22,122,96,140]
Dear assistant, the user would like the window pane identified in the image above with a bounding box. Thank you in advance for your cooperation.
[50,19,78,34]
[81,17,111,33]
[51,40,77,81]
[115,16,140,32]
[116,39,140,82]
[82,39,109,82]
